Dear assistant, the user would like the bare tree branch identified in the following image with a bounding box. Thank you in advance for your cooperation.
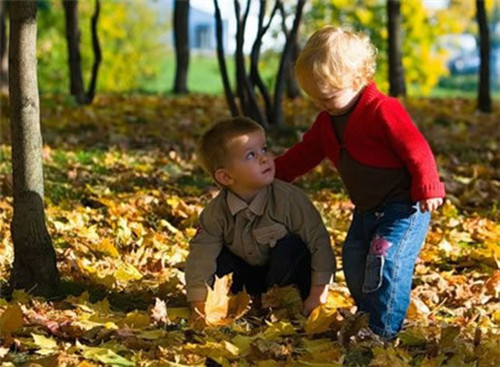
[214,0,238,115]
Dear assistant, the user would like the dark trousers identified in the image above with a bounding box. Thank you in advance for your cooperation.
[215,235,311,299]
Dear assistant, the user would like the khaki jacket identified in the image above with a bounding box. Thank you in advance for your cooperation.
[185,179,335,302]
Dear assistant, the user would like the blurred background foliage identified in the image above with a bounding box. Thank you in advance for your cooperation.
[37,0,167,93]
[33,0,499,97]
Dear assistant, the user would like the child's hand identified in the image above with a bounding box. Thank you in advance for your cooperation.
[419,198,443,212]
[303,285,329,316]
[189,301,206,326]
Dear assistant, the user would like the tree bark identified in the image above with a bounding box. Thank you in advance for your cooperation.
[387,0,406,97]
[250,0,279,123]
[273,0,305,127]
[214,0,238,116]
[476,0,492,112]
[62,0,86,104]
[0,0,8,95]
[173,0,190,94]
[234,0,267,126]
[285,30,301,99]
[8,0,59,297]
[85,0,101,104]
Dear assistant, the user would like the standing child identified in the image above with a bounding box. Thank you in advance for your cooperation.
[186,117,335,321]
[275,26,445,339]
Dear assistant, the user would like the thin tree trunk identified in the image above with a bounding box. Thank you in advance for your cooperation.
[214,0,238,116]
[273,0,305,127]
[234,0,267,126]
[387,0,406,97]
[62,0,86,104]
[0,0,8,95]
[85,0,101,104]
[250,0,279,123]
[173,0,190,94]
[9,0,59,297]
[285,30,301,99]
[476,0,492,112]
[234,0,247,112]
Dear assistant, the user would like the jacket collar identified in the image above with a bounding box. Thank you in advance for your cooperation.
[226,185,269,216]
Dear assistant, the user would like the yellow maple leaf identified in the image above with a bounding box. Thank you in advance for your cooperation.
[262,320,296,339]
[0,304,23,336]
[166,307,190,321]
[77,362,98,367]
[115,263,143,283]
[203,274,250,327]
[406,297,431,321]
[371,346,410,366]
[483,270,500,297]
[261,285,303,317]
[231,334,258,355]
[304,290,350,335]
[183,340,239,363]
[32,333,58,355]
[492,310,500,324]
[304,304,337,335]
[96,238,119,258]
[300,338,343,365]
[121,310,151,328]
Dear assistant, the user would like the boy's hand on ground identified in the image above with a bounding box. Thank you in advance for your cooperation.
[303,285,329,316]
[189,301,206,327]
[419,197,443,212]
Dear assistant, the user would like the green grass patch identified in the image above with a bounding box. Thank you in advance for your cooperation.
[432,74,500,99]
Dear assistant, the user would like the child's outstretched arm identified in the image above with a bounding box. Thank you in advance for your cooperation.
[275,112,328,182]
[281,184,336,315]
[185,207,225,319]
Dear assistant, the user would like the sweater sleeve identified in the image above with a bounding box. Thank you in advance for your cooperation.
[185,206,225,302]
[377,99,445,201]
[284,186,336,285]
[274,112,327,183]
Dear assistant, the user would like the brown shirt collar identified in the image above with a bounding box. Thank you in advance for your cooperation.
[226,185,269,216]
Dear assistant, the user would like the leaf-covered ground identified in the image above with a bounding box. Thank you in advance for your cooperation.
[0,94,499,366]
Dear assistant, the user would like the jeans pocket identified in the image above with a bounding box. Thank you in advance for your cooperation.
[362,254,384,293]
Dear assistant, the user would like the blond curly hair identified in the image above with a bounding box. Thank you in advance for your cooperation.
[295,26,377,98]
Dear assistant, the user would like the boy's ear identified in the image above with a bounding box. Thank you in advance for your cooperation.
[214,168,234,187]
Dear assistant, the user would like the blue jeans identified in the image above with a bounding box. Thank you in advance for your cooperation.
[342,200,430,339]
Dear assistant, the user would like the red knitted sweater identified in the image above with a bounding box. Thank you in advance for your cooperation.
[275,83,445,202]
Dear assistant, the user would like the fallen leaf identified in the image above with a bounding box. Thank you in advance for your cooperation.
[0,304,23,336]
[204,274,250,326]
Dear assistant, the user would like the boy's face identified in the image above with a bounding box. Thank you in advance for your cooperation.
[312,87,362,116]
[216,130,275,201]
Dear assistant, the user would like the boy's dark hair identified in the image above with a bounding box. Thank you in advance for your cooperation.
[197,116,264,180]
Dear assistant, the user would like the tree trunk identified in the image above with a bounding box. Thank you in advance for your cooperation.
[476,0,492,112]
[214,0,238,116]
[173,0,190,94]
[285,31,301,99]
[8,0,59,297]
[273,0,305,127]
[387,0,406,97]
[250,0,279,123]
[0,0,8,95]
[85,0,101,104]
[234,0,267,126]
[62,0,86,104]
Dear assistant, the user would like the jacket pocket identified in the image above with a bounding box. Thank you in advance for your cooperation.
[362,254,384,293]
[253,223,288,247]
